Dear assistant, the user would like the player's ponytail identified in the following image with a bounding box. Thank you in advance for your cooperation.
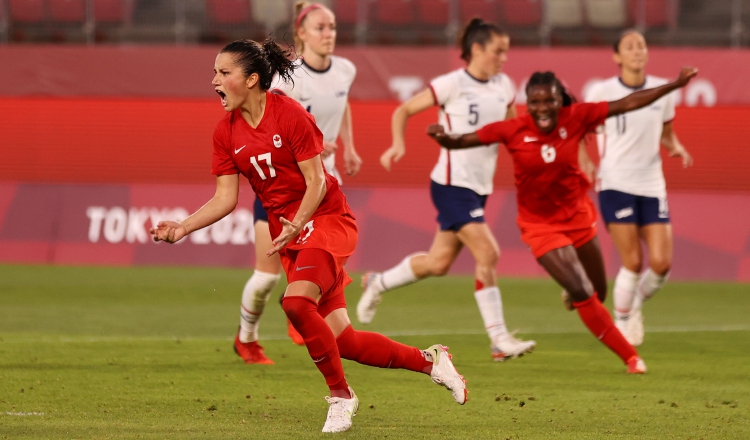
[526,71,577,107]
[220,38,296,91]
[458,18,506,62]
[263,38,296,89]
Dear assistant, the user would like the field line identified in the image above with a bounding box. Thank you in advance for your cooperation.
[1,324,749,343]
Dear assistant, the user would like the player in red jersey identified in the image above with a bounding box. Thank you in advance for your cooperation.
[427,67,697,374]
[150,39,467,433]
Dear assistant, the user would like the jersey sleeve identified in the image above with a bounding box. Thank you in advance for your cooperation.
[428,72,458,107]
[577,102,610,132]
[283,103,324,162]
[476,120,512,145]
[211,120,239,176]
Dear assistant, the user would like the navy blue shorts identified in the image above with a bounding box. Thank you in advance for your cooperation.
[253,196,268,223]
[599,189,670,225]
[430,181,488,231]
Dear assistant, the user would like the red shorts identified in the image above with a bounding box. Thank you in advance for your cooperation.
[280,214,357,317]
[518,199,598,259]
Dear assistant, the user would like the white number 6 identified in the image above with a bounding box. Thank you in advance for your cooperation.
[541,144,556,163]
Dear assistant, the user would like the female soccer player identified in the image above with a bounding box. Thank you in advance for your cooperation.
[150,38,466,433]
[426,67,697,373]
[584,30,693,346]
[234,1,363,362]
[357,18,536,362]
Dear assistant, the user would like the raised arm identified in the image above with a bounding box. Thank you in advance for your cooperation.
[268,155,327,256]
[661,121,693,168]
[150,174,239,243]
[380,88,436,171]
[607,67,697,117]
[339,101,363,176]
[426,124,483,150]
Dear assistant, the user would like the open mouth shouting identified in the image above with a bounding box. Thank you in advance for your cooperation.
[216,89,227,107]
[536,115,553,130]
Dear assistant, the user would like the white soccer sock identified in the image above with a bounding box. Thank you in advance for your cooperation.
[239,270,281,343]
[474,286,509,341]
[379,254,421,293]
[638,268,670,301]
[613,267,640,319]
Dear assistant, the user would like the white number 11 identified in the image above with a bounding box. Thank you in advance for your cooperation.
[250,153,277,180]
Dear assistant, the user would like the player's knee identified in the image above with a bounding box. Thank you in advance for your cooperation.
[280,295,316,323]
[621,252,642,273]
[649,258,671,276]
[429,258,452,277]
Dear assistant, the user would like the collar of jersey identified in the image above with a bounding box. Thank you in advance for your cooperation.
[235,92,274,130]
[302,58,333,74]
[463,69,489,84]
[618,76,646,91]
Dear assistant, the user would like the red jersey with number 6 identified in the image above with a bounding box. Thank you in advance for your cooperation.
[211,91,351,238]
[476,102,609,226]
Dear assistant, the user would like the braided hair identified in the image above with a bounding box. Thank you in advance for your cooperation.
[525,71,576,107]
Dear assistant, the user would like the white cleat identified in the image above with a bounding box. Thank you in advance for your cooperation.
[427,344,468,405]
[491,333,536,362]
[620,294,644,346]
[356,272,383,325]
[321,387,358,433]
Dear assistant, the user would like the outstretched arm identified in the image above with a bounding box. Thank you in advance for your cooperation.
[608,67,698,117]
[426,124,483,150]
[150,174,239,243]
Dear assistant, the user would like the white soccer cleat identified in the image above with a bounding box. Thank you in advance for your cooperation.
[321,387,358,433]
[491,333,536,362]
[427,344,467,405]
[626,308,645,347]
[356,272,383,325]
[627,356,647,374]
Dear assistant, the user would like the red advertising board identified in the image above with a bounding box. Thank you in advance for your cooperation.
[1,183,749,281]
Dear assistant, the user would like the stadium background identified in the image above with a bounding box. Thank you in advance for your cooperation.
[1,0,749,281]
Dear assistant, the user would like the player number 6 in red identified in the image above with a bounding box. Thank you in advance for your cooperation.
[541,144,557,164]
[250,152,277,180]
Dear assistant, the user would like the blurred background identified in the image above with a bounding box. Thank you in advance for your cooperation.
[0,0,749,281]
[0,0,747,46]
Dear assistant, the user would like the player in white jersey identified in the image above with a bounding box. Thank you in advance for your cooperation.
[357,18,535,362]
[584,30,693,346]
[233,1,363,363]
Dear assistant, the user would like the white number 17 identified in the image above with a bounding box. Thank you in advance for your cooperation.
[250,152,277,180]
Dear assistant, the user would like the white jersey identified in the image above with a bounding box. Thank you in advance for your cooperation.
[428,69,515,195]
[271,55,356,184]
[585,76,676,198]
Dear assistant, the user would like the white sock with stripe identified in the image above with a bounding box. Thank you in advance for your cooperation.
[474,286,509,341]
[378,254,421,293]
[239,270,281,343]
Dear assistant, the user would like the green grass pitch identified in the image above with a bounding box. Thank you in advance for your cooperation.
[0,264,748,439]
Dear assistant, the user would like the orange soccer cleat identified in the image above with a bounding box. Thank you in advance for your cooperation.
[287,318,305,346]
[233,334,274,365]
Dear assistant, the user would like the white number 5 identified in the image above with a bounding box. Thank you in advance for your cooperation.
[250,152,277,180]
[541,144,556,163]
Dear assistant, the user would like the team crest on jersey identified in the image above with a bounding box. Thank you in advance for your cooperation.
[559,127,568,139]
[273,134,282,148]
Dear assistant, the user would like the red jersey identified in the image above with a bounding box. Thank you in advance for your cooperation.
[477,102,609,225]
[211,92,351,238]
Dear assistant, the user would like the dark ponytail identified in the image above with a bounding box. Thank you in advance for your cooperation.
[457,18,506,62]
[220,38,296,91]
[525,71,577,107]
